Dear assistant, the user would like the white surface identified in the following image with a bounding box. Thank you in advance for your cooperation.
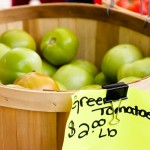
[0,0,41,9]
[0,0,11,9]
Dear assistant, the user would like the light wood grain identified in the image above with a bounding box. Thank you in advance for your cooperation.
[130,76,150,92]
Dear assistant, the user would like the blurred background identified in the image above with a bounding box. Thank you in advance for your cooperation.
[0,0,11,8]
[0,0,42,9]
[0,0,95,9]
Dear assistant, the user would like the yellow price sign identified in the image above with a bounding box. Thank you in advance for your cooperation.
[63,87,150,150]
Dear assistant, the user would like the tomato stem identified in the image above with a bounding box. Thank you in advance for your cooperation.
[49,37,56,45]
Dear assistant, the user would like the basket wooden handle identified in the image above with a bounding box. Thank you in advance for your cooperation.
[0,77,149,113]
[130,76,150,92]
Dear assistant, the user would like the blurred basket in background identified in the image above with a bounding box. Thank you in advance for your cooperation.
[103,0,149,16]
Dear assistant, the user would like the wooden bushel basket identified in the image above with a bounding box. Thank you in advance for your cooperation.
[0,3,149,150]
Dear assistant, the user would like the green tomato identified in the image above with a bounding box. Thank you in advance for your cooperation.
[79,84,102,90]
[52,64,94,90]
[70,59,98,77]
[41,59,57,77]
[56,81,68,90]
[94,72,110,86]
[0,29,36,51]
[40,27,79,66]
[118,76,141,84]
[101,44,143,83]
[0,43,11,59]
[117,57,150,80]
[0,47,42,84]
